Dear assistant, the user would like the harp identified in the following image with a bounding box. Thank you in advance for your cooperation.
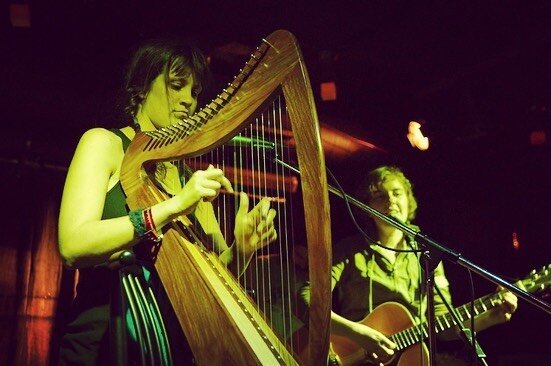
[120,30,332,365]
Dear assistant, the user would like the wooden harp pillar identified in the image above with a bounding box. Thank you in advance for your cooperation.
[120,30,332,365]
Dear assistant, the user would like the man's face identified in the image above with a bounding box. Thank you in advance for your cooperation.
[368,177,410,224]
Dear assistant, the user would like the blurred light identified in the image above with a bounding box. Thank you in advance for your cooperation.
[256,123,386,157]
[320,82,337,101]
[512,231,520,251]
[319,124,385,156]
[530,130,547,146]
[10,4,31,28]
[407,121,429,151]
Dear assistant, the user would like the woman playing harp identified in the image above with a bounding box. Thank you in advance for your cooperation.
[57,38,277,365]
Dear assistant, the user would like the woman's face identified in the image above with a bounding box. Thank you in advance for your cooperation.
[136,66,202,130]
[368,177,410,225]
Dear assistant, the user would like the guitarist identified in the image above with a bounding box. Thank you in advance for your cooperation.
[301,165,518,365]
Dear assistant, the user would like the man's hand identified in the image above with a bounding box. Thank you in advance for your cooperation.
[348,322,396,365]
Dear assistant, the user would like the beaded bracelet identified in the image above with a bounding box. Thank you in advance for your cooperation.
[143,208,163,243]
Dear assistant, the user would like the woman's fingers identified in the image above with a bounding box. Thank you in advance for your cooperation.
[189,166,234,200]
[255,209,276,232]
[220,176,233,193]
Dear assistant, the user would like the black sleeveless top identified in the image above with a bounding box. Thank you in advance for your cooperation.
[58,129,132,365]
[58,129,193,365]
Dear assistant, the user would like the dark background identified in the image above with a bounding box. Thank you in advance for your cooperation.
[2,1,550,364]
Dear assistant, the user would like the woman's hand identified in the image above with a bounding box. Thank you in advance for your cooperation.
[173,165,232,216]
[234,192,277,256]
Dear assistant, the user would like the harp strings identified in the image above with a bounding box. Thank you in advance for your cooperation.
[273,95,297,349]
[199,95,300,348]
[170,94,303,353]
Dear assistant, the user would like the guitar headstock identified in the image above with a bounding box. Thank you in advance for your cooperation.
[520,264,551,298]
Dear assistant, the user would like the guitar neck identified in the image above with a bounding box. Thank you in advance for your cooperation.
[390,292,503,351]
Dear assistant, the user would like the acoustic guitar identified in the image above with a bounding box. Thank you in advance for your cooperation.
[329,264,550,366]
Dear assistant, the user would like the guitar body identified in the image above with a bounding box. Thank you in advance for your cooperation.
[330,302,429,366]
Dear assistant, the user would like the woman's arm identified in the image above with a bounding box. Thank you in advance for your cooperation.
[59,128,137,268]
[58,129,229,269]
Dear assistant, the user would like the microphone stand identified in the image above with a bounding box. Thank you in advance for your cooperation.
[275,158,551,365]
[434,284,488,366]
[421,248,439,365]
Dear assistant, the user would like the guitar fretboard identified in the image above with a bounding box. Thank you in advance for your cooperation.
[390,292,503,351]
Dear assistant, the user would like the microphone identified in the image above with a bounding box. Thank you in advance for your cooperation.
[228,135,276,150]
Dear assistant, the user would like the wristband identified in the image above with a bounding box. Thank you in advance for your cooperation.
[129,209,146,236]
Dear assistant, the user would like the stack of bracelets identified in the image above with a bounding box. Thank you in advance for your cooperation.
[129,208,163,243]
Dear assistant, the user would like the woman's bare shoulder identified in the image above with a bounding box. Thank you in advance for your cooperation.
[70,128,125,171]
[78,127,121,146]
